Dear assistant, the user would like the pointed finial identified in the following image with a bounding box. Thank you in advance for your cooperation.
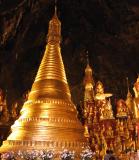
[54,0,57,16]
[86,51,89,65]
[126,77,129,92]
[137,73,139,82]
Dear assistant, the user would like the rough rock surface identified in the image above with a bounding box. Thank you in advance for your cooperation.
[0,0,139,107]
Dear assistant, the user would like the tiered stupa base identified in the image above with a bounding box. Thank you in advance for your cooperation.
[1,140,88,159]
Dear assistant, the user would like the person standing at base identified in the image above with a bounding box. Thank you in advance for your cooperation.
[104,150,111,160]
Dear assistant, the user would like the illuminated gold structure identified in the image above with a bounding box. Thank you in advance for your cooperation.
[0,7,88,157]
[82,61,137,159]
[133,75,139,119]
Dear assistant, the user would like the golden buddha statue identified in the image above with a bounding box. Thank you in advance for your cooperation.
[109,142,114,151]
[125,136,135,151]
[100,98,114,120]
[126,77,134,115]
[101,124,105,135]
[92,136,95,143]
[93,106,98,124]
[87,113,93,125]
[127,115,134,131]
[124,127,130,139]
[114,135,122,155]
[119,121,125,135]
[84,107,88,119]
[91,137,96,149]
[87,105,93,125]
[116,119,120,132]
[95,81,104,94]
[95,81,112,100]
[84,124,90,139]
[133,75,139,119]
[95,144,100,158]
[101,133,107,152]
[116,99,128,118]
[100,103,105,120]
[106,126,114,138]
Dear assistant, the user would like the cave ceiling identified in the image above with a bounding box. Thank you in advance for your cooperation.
[0,0,139,105]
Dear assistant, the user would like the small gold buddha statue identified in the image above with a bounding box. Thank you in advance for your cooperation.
[95,144,100,158]
[127,115,134,131]
[93,107,98,124]
[100,99,114,120]
[109,142,114,151]
[91,137,96,146]
[126,77,134,114]
[95,81,104,94]
[95,81,112,100]
[84,124,90,139]
[101,134,107,151]
[87,114,93,125]
[106,126,114,138]
[125,136,135,151]
[119,121,125,135]
[116,99,128,118]
[101,124,105,135]
[84,107,88,118]
[124,127,130,139]
[134,75,139,98]
[114,135,122,154]
[116,119,120,133]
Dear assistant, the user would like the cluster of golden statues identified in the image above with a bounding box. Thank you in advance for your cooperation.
[83,60,139,159]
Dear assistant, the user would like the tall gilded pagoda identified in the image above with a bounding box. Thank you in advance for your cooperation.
[82,59,139,159]
[0,6,89,159]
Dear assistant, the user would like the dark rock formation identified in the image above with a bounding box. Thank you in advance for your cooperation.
[0,0,139,107]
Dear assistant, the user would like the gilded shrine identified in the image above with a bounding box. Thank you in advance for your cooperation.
[83,60,139,159]
[0,6,89,159]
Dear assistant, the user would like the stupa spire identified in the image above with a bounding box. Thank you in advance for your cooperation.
[126,77,131,97]
[54,0,57,17]
[30,3,70,101]
[84,52,94,86]
[86,51,89,65]
[0,4,88,157]
[83,52,94,101]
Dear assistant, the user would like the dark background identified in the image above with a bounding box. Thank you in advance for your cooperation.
[0,0,139,109]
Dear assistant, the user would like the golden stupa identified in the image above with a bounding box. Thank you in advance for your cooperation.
[0,6,88,158]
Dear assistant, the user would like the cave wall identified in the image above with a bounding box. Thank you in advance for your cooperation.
[0,0,139,106]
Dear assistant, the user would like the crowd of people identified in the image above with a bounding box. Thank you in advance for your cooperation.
[103,149,139,160]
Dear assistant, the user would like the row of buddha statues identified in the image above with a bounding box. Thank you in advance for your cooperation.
[82,61,139,159]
